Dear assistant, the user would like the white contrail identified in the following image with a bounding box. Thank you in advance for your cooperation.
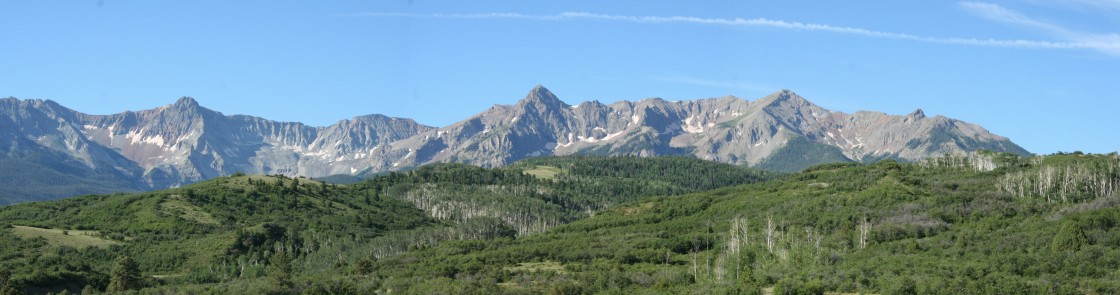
[960,2,1120,55]
[349,11,1112,52]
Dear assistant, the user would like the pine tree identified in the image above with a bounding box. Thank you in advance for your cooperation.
[268,252,293,286]
[354,258,374,275]
[107,256,142,292]
[1051,222,1088,252]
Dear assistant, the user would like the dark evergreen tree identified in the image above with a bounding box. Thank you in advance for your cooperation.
[1051,222,1088,252]
[354,258,374,275]
[268,252,293,287]
[107,256,141,292]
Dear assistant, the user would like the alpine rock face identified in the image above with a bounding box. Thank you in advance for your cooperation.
[0,86,1028,202]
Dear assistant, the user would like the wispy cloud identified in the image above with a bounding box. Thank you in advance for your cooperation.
[349,11,1114,54]
[959,2,1058,29]
[960,2,1120,55]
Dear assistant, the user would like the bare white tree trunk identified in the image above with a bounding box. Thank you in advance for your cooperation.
[728,221,738,253]
[728,215,747,281]
[858,218,870,249]
[715,252,727,284]
[766,215,776,254]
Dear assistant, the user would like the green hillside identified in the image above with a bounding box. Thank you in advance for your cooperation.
[754,136,855,173]
[3,153,1117,294]
[356,152,1120,294]
[0,173,435,294]
[0,156,771,294]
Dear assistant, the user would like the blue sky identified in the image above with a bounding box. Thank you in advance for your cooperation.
[1,1,1117,154]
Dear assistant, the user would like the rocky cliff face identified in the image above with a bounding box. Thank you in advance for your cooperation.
[0,86,1029,201]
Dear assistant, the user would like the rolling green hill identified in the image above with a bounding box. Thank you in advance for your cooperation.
[0,173,436,294]
[0,156,771,294]
[353,152,1120,294]
[3,153,1117,294]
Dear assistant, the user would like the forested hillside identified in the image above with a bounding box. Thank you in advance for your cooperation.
[2,153,1117,294]
[360,152,1120,294]
[0,156,769,294]
[0,173,435,294]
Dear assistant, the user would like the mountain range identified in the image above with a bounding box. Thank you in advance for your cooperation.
[0,86,1028,202]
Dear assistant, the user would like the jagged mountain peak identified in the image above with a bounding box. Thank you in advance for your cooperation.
[906,108,927,123]
[163,97,211,117]
[351,113,391,122]
[349,114,432,129]
[0,97,53,107]
[0,88,1030,202]
[174,96,200,108]
[755,89,811,107]
[0,98,72,117]
[529,84,550,94]
[711,95,742,102]
[520,85,567,108]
